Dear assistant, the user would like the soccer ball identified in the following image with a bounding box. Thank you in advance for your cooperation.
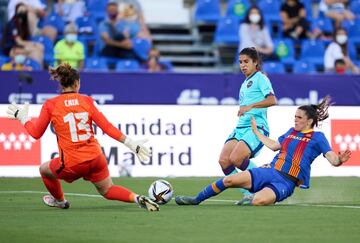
[148,179,173,205]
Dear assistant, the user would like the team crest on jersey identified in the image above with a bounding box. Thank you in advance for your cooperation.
[247,81,253,88]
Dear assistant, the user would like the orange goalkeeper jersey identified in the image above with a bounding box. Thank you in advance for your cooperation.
[25,92,123,168]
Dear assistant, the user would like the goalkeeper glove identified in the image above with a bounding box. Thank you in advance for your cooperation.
[124,137,151,162]
[7,102,30,125]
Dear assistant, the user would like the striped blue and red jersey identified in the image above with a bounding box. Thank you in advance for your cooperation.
[270,128,332,189]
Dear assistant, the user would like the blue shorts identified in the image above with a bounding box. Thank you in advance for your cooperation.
[225,126,269,158]
[248,167,296,203]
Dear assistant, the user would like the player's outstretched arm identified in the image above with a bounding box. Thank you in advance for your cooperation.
[122,135,151,162]
[325,150,352,167]
[7,102,30,124]
[251,116,281,151]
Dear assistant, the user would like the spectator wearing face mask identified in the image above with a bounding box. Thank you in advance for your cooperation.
[334,59,347,74]
[324,28,360,74]
[141,47,169,72]
[98,1,140,60]
[2,3,44,67]
[1,45,33,71]
[239,6,276,61]
[54,23,85,69]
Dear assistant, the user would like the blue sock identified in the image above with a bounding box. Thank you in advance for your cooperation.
[195,178,227,202]
[239,160,257,196]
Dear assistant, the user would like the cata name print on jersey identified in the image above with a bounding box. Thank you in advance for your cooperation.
[0,118,41,165]
[64,99,79,107]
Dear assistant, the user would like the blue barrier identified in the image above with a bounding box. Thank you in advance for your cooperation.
[1,71,360,105]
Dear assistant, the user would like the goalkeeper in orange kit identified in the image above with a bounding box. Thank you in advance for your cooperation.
[7,63,159,211]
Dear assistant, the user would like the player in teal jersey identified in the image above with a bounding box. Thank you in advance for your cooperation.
[175,96,351,206]
[219,47,277,204]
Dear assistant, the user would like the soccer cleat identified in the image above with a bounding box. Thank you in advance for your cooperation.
[235,194,254,205]
[175,196,200,205]
[42,195,70,209]
[137,195,160,211]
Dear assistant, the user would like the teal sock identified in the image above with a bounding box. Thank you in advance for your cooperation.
[195,178,227,202]
[239,160,257,196]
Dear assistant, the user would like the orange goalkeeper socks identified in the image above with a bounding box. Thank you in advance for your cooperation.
[104,185,136,203]
[41,175,64,201]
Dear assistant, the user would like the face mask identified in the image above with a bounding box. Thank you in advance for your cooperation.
[65,34,77,43]
[249,14,261,24]
[14,55,26,64]
[336,35,347,45]
[108,13,117,20]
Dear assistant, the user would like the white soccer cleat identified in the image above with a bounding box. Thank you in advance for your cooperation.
[137,195,160,211]
[43,195,70,209]
[235,194,254,206]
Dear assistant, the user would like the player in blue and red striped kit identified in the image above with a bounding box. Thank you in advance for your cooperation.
[175,96,351,206]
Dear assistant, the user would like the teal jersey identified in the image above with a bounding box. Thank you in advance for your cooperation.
[237,71,275,131]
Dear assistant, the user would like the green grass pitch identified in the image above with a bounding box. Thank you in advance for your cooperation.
[0,177,360,243]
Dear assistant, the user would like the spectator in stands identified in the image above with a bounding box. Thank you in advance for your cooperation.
[239,6,276,61]
[334,58,347,74]
[2,3,44,67]
[54,23,85,70]
[280,0,310,40]
[116,3,151,41]
[99,1,140,60]
[319,0,355,28]
[324,27,360,74]
[55,0,86,23]
[141,47,169,72]
[1,45,33,71]
[8,0,57,41]
[115,0,152,41]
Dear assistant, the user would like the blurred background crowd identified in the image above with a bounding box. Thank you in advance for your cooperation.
[0,0,359,74]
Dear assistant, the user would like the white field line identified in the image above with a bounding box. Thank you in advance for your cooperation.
[1,190,360,209]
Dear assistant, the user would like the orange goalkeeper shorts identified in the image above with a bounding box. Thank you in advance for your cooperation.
[49,153,110,183]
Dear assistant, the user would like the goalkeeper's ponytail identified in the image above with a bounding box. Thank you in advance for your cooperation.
[49,63,80,88]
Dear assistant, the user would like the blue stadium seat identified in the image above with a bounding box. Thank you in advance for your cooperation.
[77,36,89,58]
[263,61,286,73]
[348,40,358,61]
[42,12,65,34]
[214,16,240,45]
[194,0,221,24]
[86,0,108,22]
[257,0,282,22]
[75,15,98,42]
[302,0,313,20]
[132,38,151,61]
[115,59,140,72]
[24,58,41,71]
[0,55,10,67]
[342,19,360,44]
[84,57,108,71]
[292,60,316,74]
[311,17,333,35]
[350,1,360,17]
[31,35,54,65]
[225,0,250,21]
[274,38,296,66]
[300,39,326,67]
[159,59,173,71]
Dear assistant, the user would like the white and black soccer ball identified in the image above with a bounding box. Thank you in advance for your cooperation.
[148,179,173,205]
